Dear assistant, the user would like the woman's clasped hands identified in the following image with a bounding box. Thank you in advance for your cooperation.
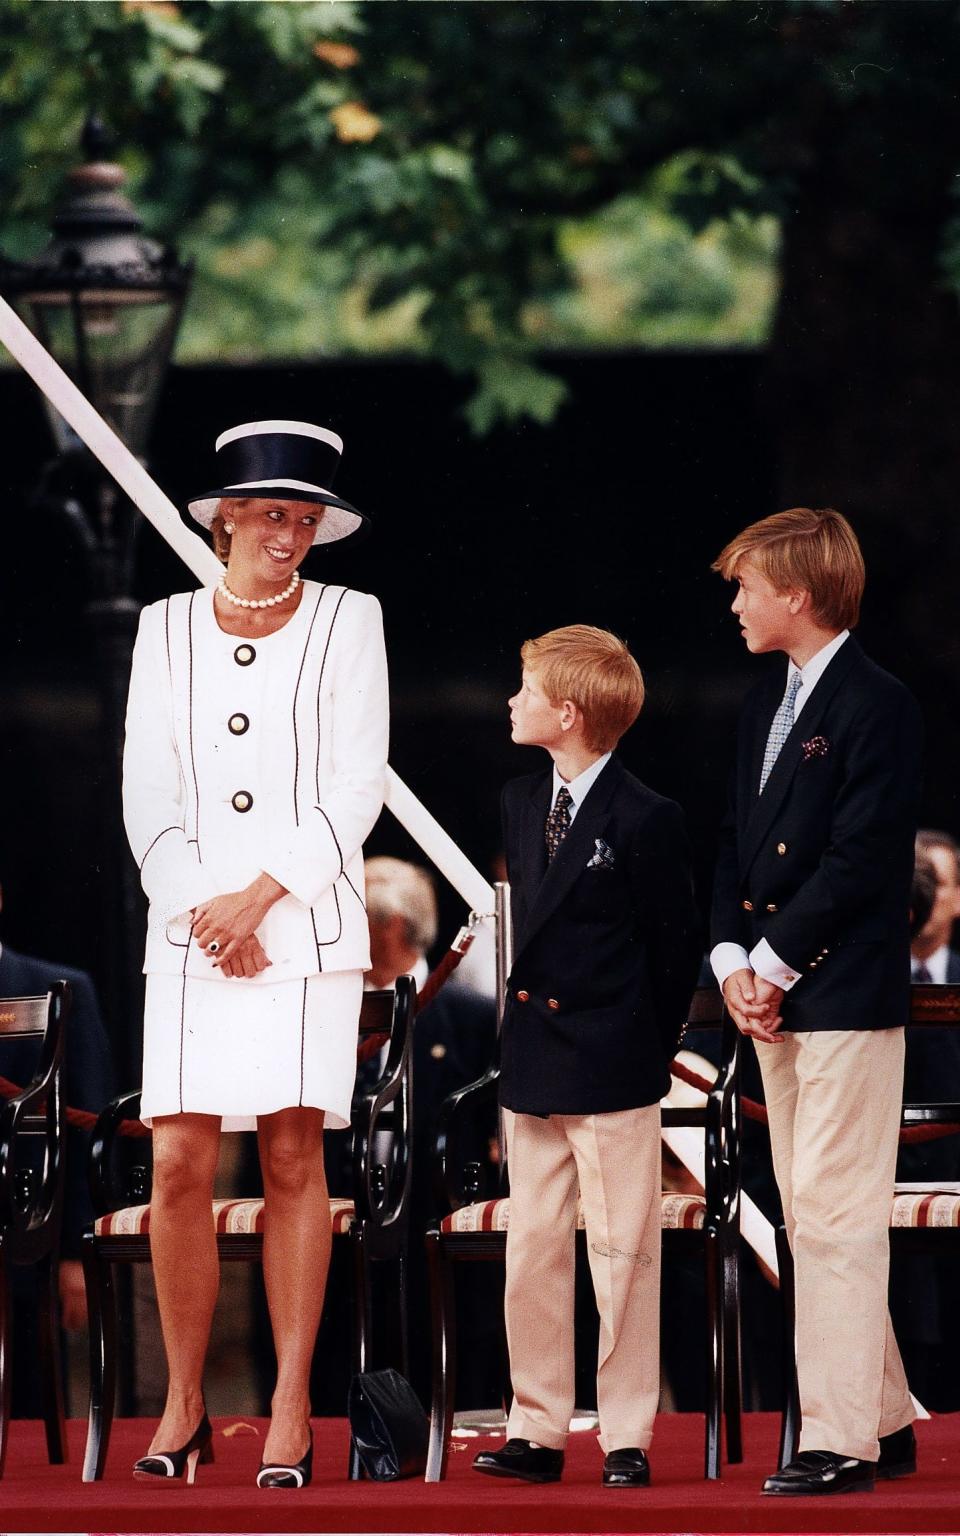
[192,873,286,978]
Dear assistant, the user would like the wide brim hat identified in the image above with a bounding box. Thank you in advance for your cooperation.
[187,419,369,545]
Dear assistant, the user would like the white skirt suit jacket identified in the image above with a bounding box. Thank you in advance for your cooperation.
[123,580,389,1127]
[122,580,390,985]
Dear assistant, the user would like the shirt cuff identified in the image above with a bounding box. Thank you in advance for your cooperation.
[710,942,752,991]
[749,937,802,991]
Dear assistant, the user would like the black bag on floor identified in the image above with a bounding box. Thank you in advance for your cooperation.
[347,1367,429,1480]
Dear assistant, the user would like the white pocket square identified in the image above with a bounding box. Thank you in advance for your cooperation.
[586,838,616,870]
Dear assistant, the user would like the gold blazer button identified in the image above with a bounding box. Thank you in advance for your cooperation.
[515,989,530,1003]
[765,903,778,913]
[742,899,754,912]
[777,842,787,856]
[547,998,560,1011]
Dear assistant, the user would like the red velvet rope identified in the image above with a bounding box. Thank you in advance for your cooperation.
[668,1059,960,1143]
[5,952,957,1147]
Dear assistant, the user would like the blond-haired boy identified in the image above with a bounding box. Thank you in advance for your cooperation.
[473,624,700,1489]
[711,507,921,1495]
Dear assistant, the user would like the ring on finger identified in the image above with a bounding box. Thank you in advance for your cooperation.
[207,939,221,954]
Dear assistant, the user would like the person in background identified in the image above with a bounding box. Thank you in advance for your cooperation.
[0,881,116,1413]
[362,856,499,1405]
[890,832,960,1410]
[910,831,960,985]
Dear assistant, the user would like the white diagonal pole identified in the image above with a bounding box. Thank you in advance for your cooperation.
[0,293,495,914]
[1,296,756,1245]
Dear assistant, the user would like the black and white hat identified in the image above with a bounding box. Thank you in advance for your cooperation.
[187,419,368,545]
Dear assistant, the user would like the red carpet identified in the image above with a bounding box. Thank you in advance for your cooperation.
[1,1413,957,1533]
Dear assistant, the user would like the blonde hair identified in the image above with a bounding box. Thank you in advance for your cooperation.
[363,856,438,954]
[520,624,645,752]
[712,507,864,631]
[211,508,232,563]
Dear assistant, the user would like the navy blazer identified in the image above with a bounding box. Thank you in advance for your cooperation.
[711,636,923,1032]
[0,947,116,1254]
[499,755,702,1116]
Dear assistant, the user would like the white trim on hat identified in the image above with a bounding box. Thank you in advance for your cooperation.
[215,420,343,454]
[221,477,337,498]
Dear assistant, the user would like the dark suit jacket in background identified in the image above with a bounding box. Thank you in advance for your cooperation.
[0,946,116,1253]
[500,754,702,1116]
[711,636,923,1032]
[409,986,498,1211]
[900,947,960,1181]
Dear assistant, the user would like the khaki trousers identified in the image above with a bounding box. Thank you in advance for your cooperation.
[755,1028,915,1463]
[502,1104,662,1453]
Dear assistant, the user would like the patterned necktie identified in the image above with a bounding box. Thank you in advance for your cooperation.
[759,669,803,794]
[545,785,573,860]
[913,961,933,983]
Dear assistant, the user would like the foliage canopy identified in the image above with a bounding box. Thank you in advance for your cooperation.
[1,1,958,429]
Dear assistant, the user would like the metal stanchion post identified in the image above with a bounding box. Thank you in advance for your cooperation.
[493,881,512,1183]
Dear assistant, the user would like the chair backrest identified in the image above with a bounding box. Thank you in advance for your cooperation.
[351,977,416,1242]
[432,982,740,1216]
[0,982,70,1255]
[903,980,960,1129]
[89,978,417,1235]
[0,996,53,1036]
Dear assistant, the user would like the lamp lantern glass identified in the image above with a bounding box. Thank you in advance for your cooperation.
[0,117,191,455]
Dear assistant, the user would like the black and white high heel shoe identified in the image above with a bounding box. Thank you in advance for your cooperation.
[256,1429,313,1489]
[133,1413,214,1484]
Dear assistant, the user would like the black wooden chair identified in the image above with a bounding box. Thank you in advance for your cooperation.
[0,982,71,1476]
[80,977,415,1481]
[424,984,742,1481]
[776,980,960,1466]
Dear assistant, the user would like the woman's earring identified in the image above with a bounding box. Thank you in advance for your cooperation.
[224,523,235,534]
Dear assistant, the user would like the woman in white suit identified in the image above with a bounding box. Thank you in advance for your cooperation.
[122,420,389,1488]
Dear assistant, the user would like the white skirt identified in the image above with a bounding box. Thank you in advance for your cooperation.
[140,969,363,1131]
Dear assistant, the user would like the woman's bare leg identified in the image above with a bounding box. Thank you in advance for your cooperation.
[146,1113,221,1452]
[258,1106,329,1465]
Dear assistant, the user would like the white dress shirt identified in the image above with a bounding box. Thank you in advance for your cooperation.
[711,631,850,993]
[912,945,949,984]
[551,752,611,824]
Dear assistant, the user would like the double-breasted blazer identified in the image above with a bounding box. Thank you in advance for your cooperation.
[499,755,702,1116]
[122,580,389,983]
[711,635,923,1032]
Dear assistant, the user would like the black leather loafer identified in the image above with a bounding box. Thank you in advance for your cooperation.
[472,1437,564,1483]
[762,1450,876,1495]
[602,1447,650,1488]
[878,1423,917,1479]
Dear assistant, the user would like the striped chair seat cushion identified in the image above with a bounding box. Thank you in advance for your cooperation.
[94,1196,357,1238]
[891,1189,960,1228]
[440,1192,706,1234]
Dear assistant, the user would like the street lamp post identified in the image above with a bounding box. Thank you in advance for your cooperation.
[0,116,192,1084]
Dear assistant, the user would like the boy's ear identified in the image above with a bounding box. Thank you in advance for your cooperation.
[787,587,812,615]
[559,699,580,733]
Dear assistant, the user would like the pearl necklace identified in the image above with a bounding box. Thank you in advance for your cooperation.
[218,570,301,610]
